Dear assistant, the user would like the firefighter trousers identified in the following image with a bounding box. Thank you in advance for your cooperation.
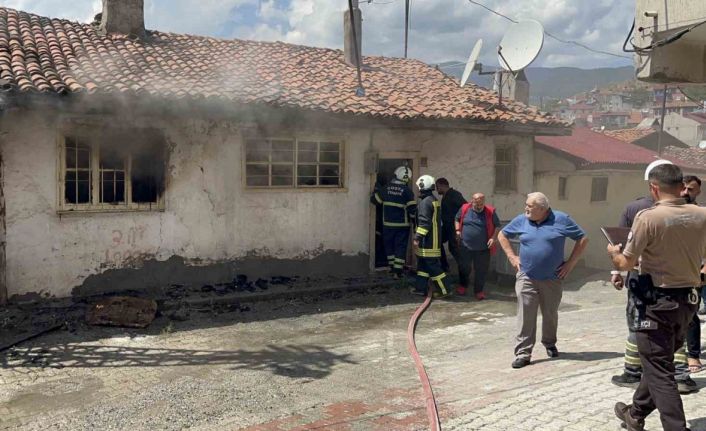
[414,257,448,296]
[383,227,409,274]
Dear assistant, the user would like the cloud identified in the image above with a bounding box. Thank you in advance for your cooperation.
[7,0,634,68]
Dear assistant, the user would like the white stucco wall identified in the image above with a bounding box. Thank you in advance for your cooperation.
[663,112,701,147]
[0,109,534,298]
[534,148,648,269]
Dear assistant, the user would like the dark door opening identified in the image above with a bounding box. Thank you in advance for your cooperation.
[373,158,413,269]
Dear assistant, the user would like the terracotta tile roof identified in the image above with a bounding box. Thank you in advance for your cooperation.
[0,7,566,128]
[537,128,706,172]
[535,127,665,167]
[662,146,706,171]
[684,112,706,124]
[603,128,655,143]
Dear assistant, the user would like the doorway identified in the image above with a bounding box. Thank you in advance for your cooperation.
[371,156,417,270]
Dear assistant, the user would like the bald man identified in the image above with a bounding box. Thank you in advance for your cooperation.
[454,193,500,299]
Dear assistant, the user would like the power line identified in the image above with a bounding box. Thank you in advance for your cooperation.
[466,0,631,60]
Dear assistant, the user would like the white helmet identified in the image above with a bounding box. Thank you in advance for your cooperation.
[644,159,672,181]
[416,174,435,191]
[394,166,412,182]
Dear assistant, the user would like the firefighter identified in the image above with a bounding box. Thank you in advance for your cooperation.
[410,174,450,298]
[370,166,416,278]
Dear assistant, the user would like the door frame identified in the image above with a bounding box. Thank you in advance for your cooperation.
[368,151,420,271]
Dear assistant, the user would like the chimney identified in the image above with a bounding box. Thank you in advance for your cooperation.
[343,0,363,67]
[494,70,530,105]
[99,0,145,38]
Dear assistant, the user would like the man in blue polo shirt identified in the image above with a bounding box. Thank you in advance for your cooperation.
[498,192,589,369]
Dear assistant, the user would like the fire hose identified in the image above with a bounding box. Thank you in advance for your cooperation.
[407,287,442,431]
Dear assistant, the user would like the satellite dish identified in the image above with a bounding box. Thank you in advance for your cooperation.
[460,39,483,87]
[498,20,544,72]
[699,140,706,149]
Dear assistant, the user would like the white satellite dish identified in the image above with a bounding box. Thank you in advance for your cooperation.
[699,140,706,149]
[498,20,544,72]
[460,39,483,87]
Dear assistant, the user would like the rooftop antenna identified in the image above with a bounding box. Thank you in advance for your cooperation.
[497,20,543,106]
[460,39,483,87]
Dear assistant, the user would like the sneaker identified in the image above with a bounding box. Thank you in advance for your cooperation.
[546,346,559,358]
[677,377,699,394]
[614,402,645,431]
[455,286,467,296]
[409,288,426,296]
[475,291,486,301]
[511,357,531,369]
[611,373,641,389]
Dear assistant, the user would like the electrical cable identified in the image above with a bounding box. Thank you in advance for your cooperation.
[628,19,706,53]
[407,286,442,431]
[466,0,630,59]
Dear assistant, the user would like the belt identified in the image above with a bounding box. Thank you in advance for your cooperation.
[654,287,700,304]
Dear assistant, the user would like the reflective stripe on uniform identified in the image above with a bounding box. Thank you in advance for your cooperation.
[432,273,447,295]
[431,201,440,251]
[416,249,441,257]
[374,193,383,204]
[416,227,429,235]
[382,202,410,226]
[417,271,430,278]
[406,200,416,207]
[624,356,642,366]
[383,202,406,208]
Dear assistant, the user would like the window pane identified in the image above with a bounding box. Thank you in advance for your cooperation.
[271,150,294,163]
[298,164,317,177]
[115,180,125,202]
[320,176,340,186]
[100,147,125,170]
[320,142,340,152]
[246,139,269,163]
[77,170,90,182]
[298,141,317,152]
[131,143,165,203]
[66,147,76,169]
[272,165,293,177]
[320,151,339,163]
[298,150,317,163]
[246,164,269,176]
[65,182,76,204]
[272,176,293,186]
[77,181,90,203]
[77,148,90,168]
[319,165,339,177]
[272,140,294,151]
[297,177,317,186]
[65,171,76,182]
[101,180,115,203]
[246,176,269,187]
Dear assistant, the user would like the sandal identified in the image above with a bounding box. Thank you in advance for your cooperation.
[688,361,704,374]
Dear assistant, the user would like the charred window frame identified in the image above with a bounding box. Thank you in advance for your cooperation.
[494,144,517,192]
[245,138,343,189]
[58,129,166,212]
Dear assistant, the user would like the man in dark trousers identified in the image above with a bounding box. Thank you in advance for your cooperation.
[454,192,500,299]
[610,160,696,394]
[435,178,466,273]
[609,163,706,431]
[411,174,449,298]
[681,175,704,374]
[370,166,416,278]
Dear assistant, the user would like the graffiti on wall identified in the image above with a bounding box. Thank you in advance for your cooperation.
[104,225,152,266]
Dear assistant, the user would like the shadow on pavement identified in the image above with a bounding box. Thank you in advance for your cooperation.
[1,343,355,379]
[689,417,706,431]
[532,351,623,364]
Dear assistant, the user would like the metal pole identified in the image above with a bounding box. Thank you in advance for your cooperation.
[404,0,410,58]
[657,84,667,155]
[347,0,365,96]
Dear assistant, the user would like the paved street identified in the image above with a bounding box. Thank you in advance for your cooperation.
[1,271,704,430]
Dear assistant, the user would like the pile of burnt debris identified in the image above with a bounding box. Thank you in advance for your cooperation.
[1,274,397,352]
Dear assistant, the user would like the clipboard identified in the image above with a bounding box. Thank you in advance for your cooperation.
[600,227,630,247]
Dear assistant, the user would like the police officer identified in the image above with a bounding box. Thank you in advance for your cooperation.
[410,174,449,298]
[610,160,697,394]
[609,163,706,431]
[370,166,416,278]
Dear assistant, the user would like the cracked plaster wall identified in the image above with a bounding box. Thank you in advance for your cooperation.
[0,109,533,299]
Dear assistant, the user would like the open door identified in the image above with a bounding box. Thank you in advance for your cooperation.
[369,154,419,271]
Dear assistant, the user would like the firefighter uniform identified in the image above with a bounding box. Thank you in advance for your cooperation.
[412,188,448,297]
[371,179,416,275]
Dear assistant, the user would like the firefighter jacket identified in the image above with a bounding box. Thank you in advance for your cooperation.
[414,190,442,258]
[371,179,417,228]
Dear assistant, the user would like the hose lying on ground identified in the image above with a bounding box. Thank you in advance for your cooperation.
[407,287,442,431]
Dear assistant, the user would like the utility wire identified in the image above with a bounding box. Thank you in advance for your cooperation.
[467,0,630,59]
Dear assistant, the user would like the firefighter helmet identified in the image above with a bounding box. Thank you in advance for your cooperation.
[644,159,672,181]
[394,166,412,182]
[416,174,435,191]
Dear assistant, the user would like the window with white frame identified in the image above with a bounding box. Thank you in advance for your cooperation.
[245,138,343,188]
[494,144,517,192]
[60,129,165,211]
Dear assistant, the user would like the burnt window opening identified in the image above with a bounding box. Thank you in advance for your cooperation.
[245,138,343,188]
[60,129,166,211]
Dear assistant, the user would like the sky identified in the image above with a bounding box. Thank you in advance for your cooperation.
[2,0,635,70]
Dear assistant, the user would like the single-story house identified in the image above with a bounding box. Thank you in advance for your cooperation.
[603,127,689,152]
[535,127,706,269]
[663,112,706,147]
[0,3,568,302]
